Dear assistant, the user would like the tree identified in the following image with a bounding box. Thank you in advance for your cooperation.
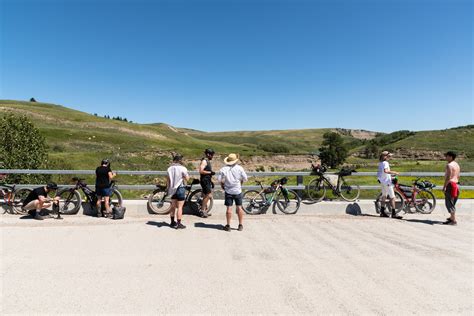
[364,140,379,159]
[318,132,348,168]
[0,114,49,183]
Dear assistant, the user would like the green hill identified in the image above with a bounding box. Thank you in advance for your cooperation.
[0,100,473,171]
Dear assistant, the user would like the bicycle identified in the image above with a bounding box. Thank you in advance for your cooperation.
[375,177,436,215]
[55,177,123,215]
[0,183,32,214]
[242,177,301,215]
[306,164,360,202]
[147,178,213,215]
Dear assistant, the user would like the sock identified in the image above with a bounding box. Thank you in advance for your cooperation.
[177,219,181,224]
[170,217,175,223]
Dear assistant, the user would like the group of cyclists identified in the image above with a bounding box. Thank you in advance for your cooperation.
[7,148,462,227]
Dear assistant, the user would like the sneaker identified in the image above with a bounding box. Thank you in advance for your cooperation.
[200,211,208,218]
[27,210,36,217]
[170,221,177,228]
[391,214,403,219]
[176,222,186,229]
[223,225,231,232]
[34,213,44,220]
[237,224,243,231]
[443,220,457,226]
[380,211,389,218]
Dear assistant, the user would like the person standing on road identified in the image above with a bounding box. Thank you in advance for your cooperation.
[22,182,59,220]
[443,151,460,225]
[95,159,116,218]
[377,151,402,219]
[167,154,190,229]
[198,148,215,218]
[218,153,248,232]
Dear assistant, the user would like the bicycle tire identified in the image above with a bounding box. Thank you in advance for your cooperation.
[274,189,301,214]
[0,188,11,213]
[242,190,265,215]
[147,188,172,214]
[338,177,360,202]
[56,189,82,215]
[374,191,404,215]
[12,188,32,214]
[110,189,123,208]
[415,190,436,214]
[188,189,214,214]
[307,178,326,202]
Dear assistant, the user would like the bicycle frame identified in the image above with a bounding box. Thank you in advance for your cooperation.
[393,182,422,206]
[255,182,283,205]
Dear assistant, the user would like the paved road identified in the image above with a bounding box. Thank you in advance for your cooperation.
[1,204,473,314]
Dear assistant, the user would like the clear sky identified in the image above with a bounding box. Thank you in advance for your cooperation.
[1,0,472,132]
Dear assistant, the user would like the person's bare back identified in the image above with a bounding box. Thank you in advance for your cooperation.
[446,161,460,183]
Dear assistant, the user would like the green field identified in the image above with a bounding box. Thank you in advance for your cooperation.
[1,99,473,198]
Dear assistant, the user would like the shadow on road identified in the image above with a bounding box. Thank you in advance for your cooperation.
[194,222,224,230]
[403,219,444,225]
[146,221,170,228]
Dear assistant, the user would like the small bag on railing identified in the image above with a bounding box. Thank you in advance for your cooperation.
[338,168,353,177]
[112,206,126,220]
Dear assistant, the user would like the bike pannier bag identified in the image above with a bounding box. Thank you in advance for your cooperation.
[112,206,126,220]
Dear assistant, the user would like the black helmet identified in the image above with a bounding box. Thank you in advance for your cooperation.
[101,159,110,166]
[47,182,58,190]
[173,154,183,162]
[205,148,215,155]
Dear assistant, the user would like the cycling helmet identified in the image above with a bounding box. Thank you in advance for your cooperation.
[173,154,183,162]
[101,159,110,166]
[47,182,58,190]
[205,148,215,155]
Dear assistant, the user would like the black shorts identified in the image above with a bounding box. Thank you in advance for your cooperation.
[200,178,213,195]
[225,192,242,206]
[171,186,186,201]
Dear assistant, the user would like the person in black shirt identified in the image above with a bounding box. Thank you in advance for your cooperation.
[23,182,59,220]
[198,148,215,218]
[95,159,116,217]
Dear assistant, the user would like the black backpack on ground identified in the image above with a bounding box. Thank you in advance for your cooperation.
[112,206,126,220]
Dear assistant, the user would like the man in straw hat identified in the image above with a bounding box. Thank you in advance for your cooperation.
[218,153,248,232]
[377,151,402,219]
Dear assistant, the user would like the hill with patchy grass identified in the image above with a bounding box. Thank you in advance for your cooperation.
[0,100,472,171]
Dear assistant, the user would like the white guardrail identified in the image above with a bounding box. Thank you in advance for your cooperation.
[0,169,473,190]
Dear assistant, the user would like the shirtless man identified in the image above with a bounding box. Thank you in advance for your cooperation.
[443,151,460,225]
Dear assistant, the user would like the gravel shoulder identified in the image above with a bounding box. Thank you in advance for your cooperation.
[1,204,473,315]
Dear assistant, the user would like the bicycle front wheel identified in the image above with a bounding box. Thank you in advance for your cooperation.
[147,189,172,214]
[415,190,436,214]
[307,178,326,202]
[109,189,123,208]
[12,188,32,214]
[242,190,264,215]
[188,189,214,214]
[338,177,360,202]
[56,189,82,215]
[275,189,301,214]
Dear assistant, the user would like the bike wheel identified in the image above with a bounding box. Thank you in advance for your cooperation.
[242,190,264,215]
[0,189,11,213]
[12,188,32,214]
[374,191,404,215]
[415,190,436,214]
[109,189,123,207]
[188,189,214,214]
[147,189,172,214]
[307,178,326,202]
[338,177,360,202]
[56,189,82,215]
[274,189,301,214]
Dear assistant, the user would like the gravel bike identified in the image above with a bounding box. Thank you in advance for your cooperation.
[375,177,436,215]
[0,183,32,214]
[147,179,213,215]
[55,177,123,215]
[242,177,301,215]
[307,164,360,202]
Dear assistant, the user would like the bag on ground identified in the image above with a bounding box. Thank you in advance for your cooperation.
[112,206,126,219]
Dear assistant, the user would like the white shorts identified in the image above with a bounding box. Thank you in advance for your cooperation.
[381,183,395,199]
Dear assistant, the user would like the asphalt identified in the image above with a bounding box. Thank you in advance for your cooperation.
[1,200,473,315]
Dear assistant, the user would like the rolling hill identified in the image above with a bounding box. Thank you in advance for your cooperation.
[0,100,472,171]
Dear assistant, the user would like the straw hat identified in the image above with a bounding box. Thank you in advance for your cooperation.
[224,153,239,165]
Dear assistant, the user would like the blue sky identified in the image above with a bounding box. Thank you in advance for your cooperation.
[1,0,472,132]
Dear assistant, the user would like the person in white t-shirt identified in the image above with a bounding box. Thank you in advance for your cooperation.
[218,153,248,232]
[377,151,402,219]
[166,154,190,229]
